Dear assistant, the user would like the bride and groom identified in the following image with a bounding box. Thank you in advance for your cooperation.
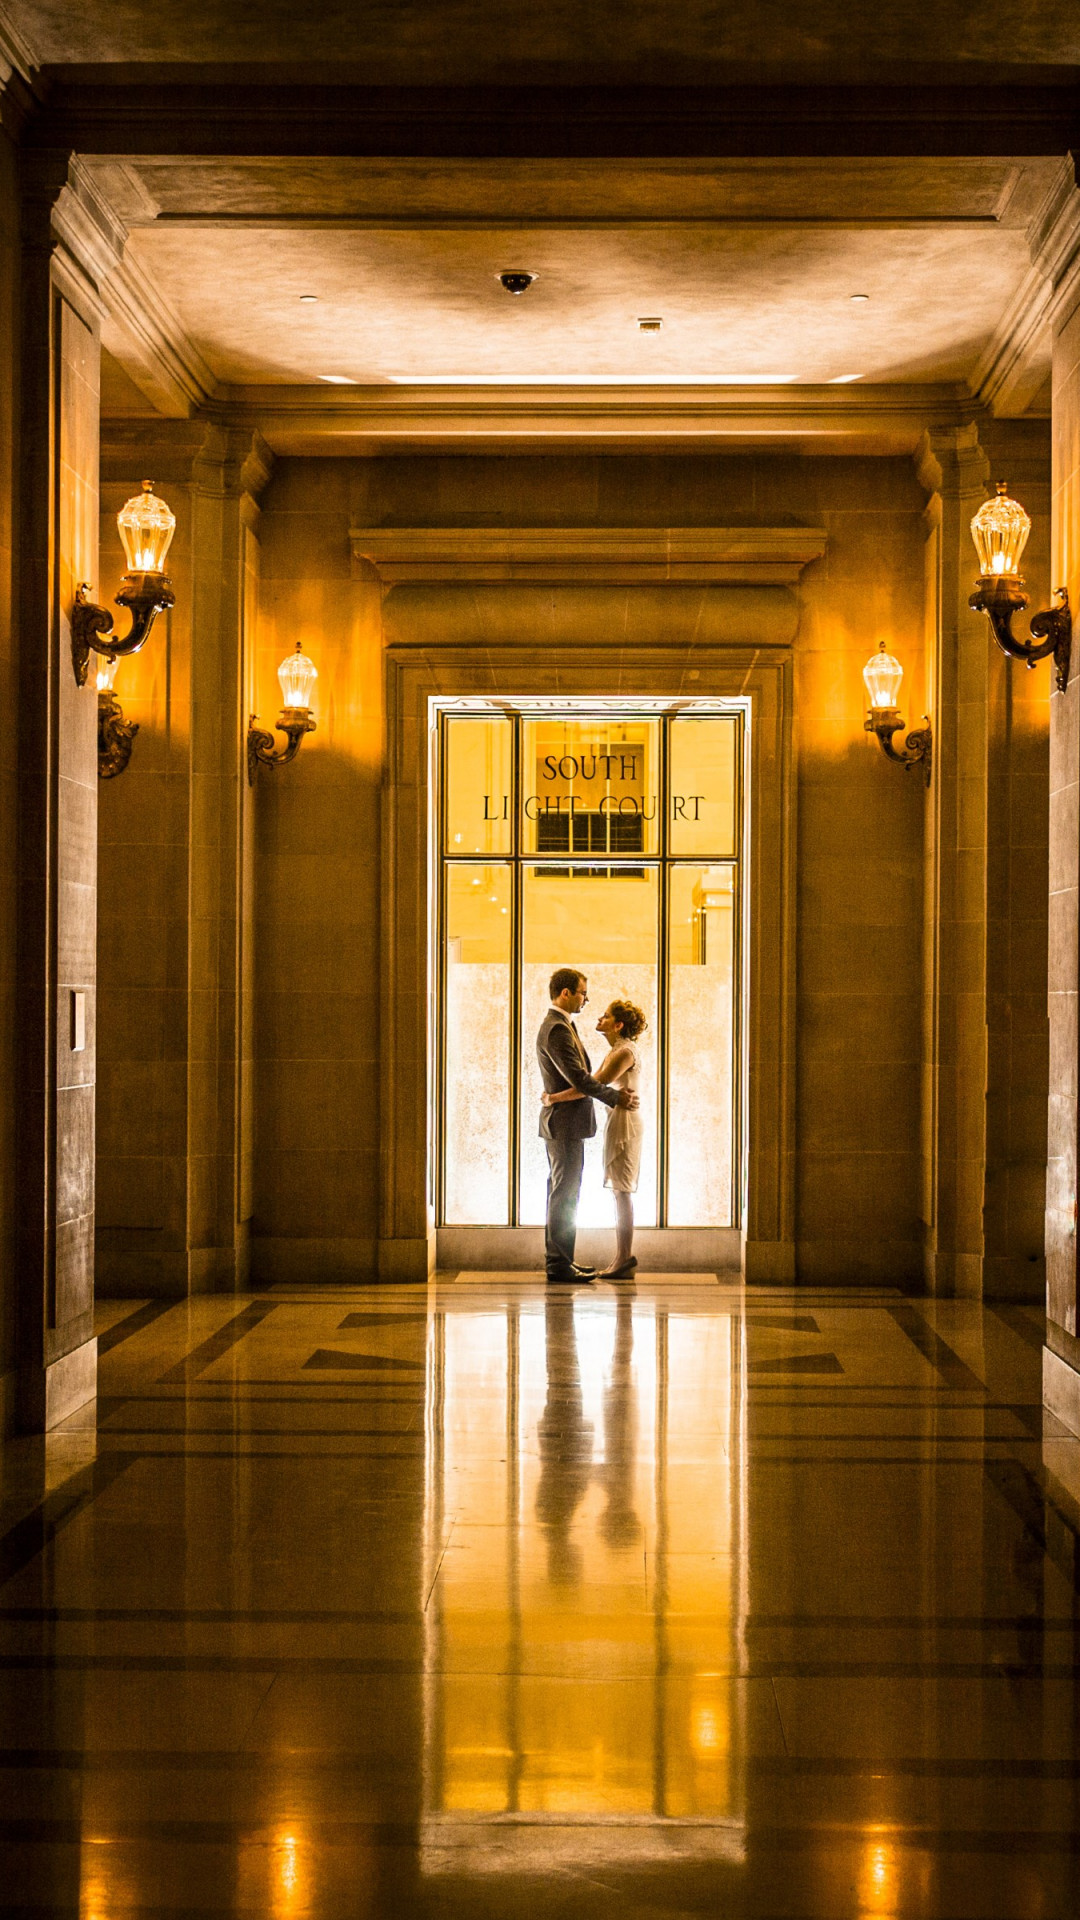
[536,967,647,1283]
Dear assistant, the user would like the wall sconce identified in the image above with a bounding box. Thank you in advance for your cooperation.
[72,481,176,687]
[247,643,318,783]
[968,482,1071,692]
[863,642,932,784]
[96,653,138,780]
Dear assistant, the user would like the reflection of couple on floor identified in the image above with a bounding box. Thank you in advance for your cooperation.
[536,967,647,1282]
[535,1287,641,1586]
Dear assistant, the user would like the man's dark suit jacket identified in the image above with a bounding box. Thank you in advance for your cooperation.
[536,1007,620,1142]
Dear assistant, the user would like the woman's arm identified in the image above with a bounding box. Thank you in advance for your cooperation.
[593,1044,633,1086]
[541,1086,586,1106]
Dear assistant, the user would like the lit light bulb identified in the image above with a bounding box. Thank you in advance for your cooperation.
[277,642,318,711]
[970,482,1030,580]
[95,654,120,694]
[862,642,904,711]
[117,481,175,574]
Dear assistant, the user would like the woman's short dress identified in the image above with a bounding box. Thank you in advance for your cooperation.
[603,1040,645,1193]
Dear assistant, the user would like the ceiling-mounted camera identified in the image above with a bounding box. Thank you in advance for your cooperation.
[498,270,538,295]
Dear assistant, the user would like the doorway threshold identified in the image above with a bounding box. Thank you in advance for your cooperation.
[437,1226,740,1273]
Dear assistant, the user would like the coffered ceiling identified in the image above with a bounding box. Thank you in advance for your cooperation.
[85,153,1061,445]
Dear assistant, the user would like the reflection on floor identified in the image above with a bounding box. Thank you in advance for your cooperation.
[2,1278,1078,1917]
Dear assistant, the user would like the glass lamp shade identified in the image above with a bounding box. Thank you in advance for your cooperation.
[95,653,119,694]
[970,482,1030,578]
[117,481,176,574]
[863,642,904,711]
[277,642,318,710]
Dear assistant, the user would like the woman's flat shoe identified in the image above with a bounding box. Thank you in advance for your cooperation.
[599,1257,638,1278]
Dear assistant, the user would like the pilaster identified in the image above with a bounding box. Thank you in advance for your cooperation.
[14,154,123,1426]
[916,422,993,1297]
[1040,166,1080,1430]
[95,421,271,1296]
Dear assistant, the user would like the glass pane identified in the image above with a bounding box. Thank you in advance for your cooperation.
[443,865,512,1224]
[444,716,512,855]
[522,716,660,860]
[667,865,736,1227]
[520,865,658,1229]
[669,716,738,858]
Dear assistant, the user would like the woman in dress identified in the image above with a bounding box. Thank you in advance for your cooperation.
[541,998,647,1279]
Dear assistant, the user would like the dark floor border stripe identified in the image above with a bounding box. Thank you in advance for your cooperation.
[0,1653,1075,1679]
[0,1606,420,1624]
[97,1300,179,1357]
[881,1304,987,1391]
[3,1748,1073,1782]
[987,1303,1047,1354]
[0,1455,135,1594]
[984,1457,1080,1595]
[157,1303,279,1384]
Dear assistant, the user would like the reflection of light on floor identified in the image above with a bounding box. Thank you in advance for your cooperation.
[423,1292,746,1867]
[859,1832,900,1917]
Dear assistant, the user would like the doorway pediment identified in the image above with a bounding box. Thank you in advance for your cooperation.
[350,524,827,585]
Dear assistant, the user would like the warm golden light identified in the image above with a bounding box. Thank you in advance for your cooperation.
[970,482,1031,579]
[95,654,119,694]
[862,642,904,711]
[117,481,176,574]
[277,642,318,711]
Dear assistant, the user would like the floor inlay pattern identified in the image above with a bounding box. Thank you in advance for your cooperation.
[0,1282,1077,1917]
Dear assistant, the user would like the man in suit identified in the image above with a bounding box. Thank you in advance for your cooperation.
[537,968,638,1283]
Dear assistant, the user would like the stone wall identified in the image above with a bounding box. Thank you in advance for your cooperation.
[0,124,16,1425]
[250,452,947,1286]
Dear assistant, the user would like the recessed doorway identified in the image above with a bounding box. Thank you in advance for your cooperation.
[434,699,748,1257]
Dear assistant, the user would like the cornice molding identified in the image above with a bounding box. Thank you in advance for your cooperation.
[0,4,35,92]
[215,380,972,457]
[51,155,127,295]
[1029,153,1080,327]
[350,524,827,585]
[968,261,1051,417]
[102,253,218,417]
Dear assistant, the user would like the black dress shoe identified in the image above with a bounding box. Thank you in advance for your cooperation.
[570,1263,597,1280]
[546,1265,592,1283]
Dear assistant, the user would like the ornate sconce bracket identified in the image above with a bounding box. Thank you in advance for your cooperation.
[97,692,139,780]
[72,574,176,687]
[968,576,1072,694]
[864,709,933,785]
[247,710,316,785]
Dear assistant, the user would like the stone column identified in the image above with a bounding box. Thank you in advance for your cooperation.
[917,421,1052,1302]
[95,422,270,1295]
[917,423,993,1298]
[1039,173,1080,1430]
[14,157,125,1426]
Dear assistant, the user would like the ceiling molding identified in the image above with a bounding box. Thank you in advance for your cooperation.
[209,380,973,458]
[0,4,36,90]
[350,524,827,585]
[968,262,1051,416]
[1029,154,1080,326]
[102,254,218,417]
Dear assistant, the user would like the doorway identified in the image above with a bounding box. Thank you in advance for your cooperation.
[435,700,748,1241]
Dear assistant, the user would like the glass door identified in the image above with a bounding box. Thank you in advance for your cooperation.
[437,702,744,1229]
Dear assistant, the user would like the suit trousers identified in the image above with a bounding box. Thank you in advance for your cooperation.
[544,1134,585,1273]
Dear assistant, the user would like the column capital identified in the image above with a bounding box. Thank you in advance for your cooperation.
[190,423,274,508]
[100,420,274,506]
[914,422,990,503]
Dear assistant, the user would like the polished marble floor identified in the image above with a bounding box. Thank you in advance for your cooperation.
[1,1277,1079,1918]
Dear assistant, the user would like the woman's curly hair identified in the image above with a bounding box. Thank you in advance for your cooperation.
[607,998,648,1041]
